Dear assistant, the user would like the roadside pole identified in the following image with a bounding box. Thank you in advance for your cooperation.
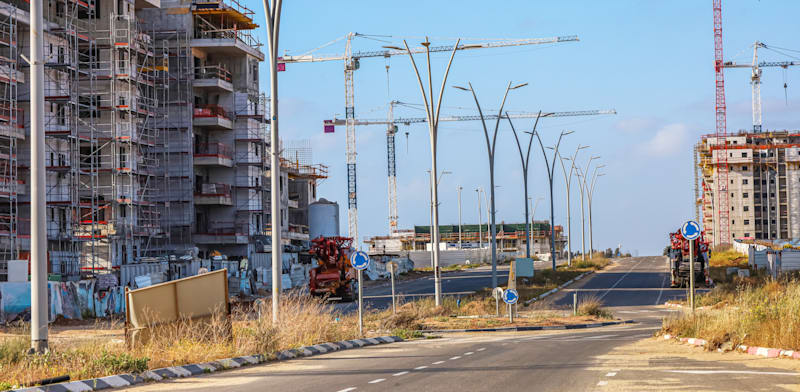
[389,262,396,314]
[573,292,578,315]
[689,239,695,313]
[351,251,370,336]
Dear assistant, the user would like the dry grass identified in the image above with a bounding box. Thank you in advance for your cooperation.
[576,295,614,319]
[0,291,358,390]
[662,278,800,351]
[569,254,611,270]
[709,249,748,267]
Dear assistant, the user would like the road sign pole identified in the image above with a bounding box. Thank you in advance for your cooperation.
[390,263,396,314]
[689,239,695,313]
[358,269,363,335]
[573,292,578,316]
[508,303,513,323]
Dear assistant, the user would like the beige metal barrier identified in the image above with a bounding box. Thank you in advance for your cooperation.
[125,269,230,347]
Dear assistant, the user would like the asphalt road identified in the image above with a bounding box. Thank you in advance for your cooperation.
[120,256,800,392]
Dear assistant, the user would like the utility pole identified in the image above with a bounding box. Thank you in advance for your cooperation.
[457,186,463,249]
[454,82,527,288]
[475,188,482,249]
[397,38,460,306]
[558,145,589,267]
[30,0,48,353]
[506,109,537,259]
[261,0,283,325]
[533,130,573,270]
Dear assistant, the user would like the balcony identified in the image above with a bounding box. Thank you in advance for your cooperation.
[194,104,233,130]
[194,142,233,167]
[194,183,233,205]
[191,30,264,61]
[194,220,250,244]
[194,65,233,92]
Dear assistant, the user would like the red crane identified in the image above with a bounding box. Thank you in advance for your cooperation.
[713,0,731,246]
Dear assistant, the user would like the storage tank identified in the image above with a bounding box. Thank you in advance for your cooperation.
[309,198,340,239]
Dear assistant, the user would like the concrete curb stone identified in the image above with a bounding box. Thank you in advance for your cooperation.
[12,336,404,392]
[663,333,800,360]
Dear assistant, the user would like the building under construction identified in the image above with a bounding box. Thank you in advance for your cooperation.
[0,0,326,281]
[696,130,800,246]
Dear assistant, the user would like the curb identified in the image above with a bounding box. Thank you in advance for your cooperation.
[13,336,404,392]
[524,271,594,306]
[662,334,800,360]
[419,319,634,333]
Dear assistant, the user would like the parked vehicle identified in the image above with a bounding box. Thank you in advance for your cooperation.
[308,236,357,301]
[668,229,712,288]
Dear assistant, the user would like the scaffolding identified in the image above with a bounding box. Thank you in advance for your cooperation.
[0,1,18,280]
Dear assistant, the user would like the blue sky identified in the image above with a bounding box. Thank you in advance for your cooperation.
[248,1,800,255]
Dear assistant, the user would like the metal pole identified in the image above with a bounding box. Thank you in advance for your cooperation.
[261,0,283,326]
[588,169,602,256]
[534,130,569,270]
[508,303,513,323]
[476,189,482,249]
[573,292,578,315]
[506,114,538,259]
[30,0,48,353]
[358,269,364,334]
[401,38,459,307]
[428,171,434,269]
[390,263,396,314]
[689,239,695,313]
[578,175,586,261]
[458,186,462,249]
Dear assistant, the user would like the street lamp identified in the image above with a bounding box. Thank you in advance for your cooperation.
[528,196,543,256]
[534,130,573,270]
[453,81,526,289]
[506,109,539,259]
[558,145,589,266]
[427,169,450,301]
[587,166,606,255]
[475,188,482,249]
[260,0,283,325]
[575,155,599,260]
[397,37,461,307]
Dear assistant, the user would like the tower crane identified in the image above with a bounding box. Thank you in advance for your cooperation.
[712,0,730,246]
[722,41,800,132]
[324,104,617,235]
[281,33,579,246]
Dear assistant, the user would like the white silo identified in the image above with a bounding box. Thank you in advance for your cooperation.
[309,198,340,239]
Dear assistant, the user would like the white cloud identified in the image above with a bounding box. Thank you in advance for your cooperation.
[640,123,689,157]
[614,117,658,133]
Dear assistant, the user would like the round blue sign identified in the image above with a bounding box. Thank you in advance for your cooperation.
[502,288,519,305]
[351,251,370,271]
[681,220,701,241]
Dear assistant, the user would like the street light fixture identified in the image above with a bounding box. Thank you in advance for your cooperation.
[558,145,589,266]
[398,37,461,307]
[533,130,572,270]
[453,81,526,289]
[587,166,606,254]
[506,110,540,259]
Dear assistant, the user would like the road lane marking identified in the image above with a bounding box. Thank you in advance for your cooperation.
[337,388,356,392]
[606,372,617,377]
[432,360,445,365]
[414,365,428,370]
[598,259,645,300]
[450,356,462,360]
[464,351,474,355]
[665,370,799,376]
[368,378,385,384]
[597,381,608,386]
[393,371,409,376]
[655,269,668,305]
[477,347,486,351]
[584,334,618,339]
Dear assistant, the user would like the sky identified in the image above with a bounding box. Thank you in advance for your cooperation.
[246,1,800,255]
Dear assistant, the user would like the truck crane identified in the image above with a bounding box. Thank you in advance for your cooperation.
[324,105,617,235]
[280,33,579,246]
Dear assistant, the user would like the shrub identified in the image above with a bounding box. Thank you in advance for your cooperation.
[577,296,613,319]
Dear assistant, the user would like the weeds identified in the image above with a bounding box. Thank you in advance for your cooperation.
[576,296,613,319]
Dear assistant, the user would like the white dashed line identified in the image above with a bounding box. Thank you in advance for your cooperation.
[477,347,486,351]
[464,352,474,355]
[597,381,608,386]
[432,360,445,365]
[393,371,408,376]
[450,356,462,360]
[414,365,428,370]
[368,378,385,384]
[606,372,617,377]
[337,388,357,392]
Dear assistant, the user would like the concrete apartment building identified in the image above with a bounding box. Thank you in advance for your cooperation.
[0,0,325,281]
[697,130,800,246]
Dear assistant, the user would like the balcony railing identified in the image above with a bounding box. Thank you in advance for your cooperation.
[196,220,249,235]
[196,182,232,196]
[194,142,232,158]
[194,104,232,120]
[195,65,232,82]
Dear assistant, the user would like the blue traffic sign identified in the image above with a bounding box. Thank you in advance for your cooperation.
[502,288,519,305]
[351,251,370,271]
[681,220,701,241]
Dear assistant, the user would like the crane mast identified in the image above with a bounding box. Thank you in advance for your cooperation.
[281,33,579,247]
[713,0,730,246]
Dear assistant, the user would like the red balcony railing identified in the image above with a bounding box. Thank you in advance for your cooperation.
[193,104,231,120]
[194,142,232,159]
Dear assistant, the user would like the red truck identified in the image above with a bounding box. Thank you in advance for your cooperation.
[668,229,712,288]
[308,236,357,301]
